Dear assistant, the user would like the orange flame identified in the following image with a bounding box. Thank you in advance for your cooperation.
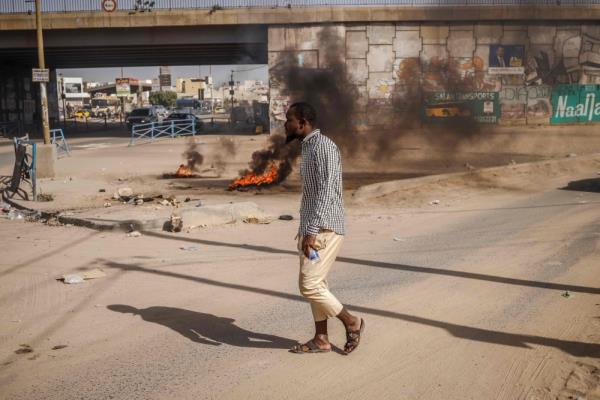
[175,164,194,177]
[229,164,279,190]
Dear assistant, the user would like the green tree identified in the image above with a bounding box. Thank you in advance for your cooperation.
[149,91,177,108]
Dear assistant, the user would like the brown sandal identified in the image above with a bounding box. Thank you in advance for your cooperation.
[290,340,331,354]
[344,318,365,355]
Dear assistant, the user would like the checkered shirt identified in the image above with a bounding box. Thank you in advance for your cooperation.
[299,129,345,236]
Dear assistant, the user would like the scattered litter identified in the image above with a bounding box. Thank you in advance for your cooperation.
[196,201,203,207]
[567,153,577,158]
[243,217,272,224]
[509,159,517,165]
[7,209,25,220]
[279,214,294,221]
[10,319,21,323]
[28,353,40,361]
[160,199,171,206]
[393,237,406,242]
[184,197,191,202]
[579,200,588,204]
[117,187,134,198]
[99,188,106,192]
[135,198,144,206]
[52,345,68,350]
[562,291,571,298]
[103,202,112,208]
[127,231,142,238]
[464,162,475,170]
[180,246,198,251]
[0,202,11,212]
[429,200,440,205]
[169,214,183,232]
[37,193,53,202]
[15,344,33,354]
[61,274,85,284]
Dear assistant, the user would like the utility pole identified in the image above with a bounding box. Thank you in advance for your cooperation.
[35,0,50,144]
[229,70,235,125]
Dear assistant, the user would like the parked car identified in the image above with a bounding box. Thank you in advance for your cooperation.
[126,107,159,130]
[74,105,91,119]
[163,111,204,131]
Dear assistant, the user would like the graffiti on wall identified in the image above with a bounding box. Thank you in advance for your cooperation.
[526,85,552,124]
[551,84,600,124]
[423,91,499,124]
[499,85,528,124]
[527,33,600,86]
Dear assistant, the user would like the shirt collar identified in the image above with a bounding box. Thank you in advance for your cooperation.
[302,129,320,143]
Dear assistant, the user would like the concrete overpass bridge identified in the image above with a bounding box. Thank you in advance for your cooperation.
[1,1,599,132]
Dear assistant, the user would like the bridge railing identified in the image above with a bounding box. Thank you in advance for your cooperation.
[130,119,197,146]
[2,0,598,14]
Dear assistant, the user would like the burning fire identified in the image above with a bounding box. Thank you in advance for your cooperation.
[175,164,194,178]
[229,164,279,190]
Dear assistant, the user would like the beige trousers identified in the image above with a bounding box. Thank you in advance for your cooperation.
[297,231,344,322]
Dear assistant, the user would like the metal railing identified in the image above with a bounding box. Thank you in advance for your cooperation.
[50,128,71,158]
[1,0,598,13]
[130,118,198,145]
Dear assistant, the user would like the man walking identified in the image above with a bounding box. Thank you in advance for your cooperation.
[285,102,365,355]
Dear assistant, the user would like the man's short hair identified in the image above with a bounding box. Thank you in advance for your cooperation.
[289,102,317,126]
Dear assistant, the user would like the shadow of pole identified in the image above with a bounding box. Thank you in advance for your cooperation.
[102,259,600,358]
[140,230,600,295]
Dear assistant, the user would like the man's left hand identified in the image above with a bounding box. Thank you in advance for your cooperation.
[302,235,317,258]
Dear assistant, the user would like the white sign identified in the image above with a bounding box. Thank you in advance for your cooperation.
[102,0,117,12]
[116,78,131,97]
[32,68,49,82]
[488,67,525,75]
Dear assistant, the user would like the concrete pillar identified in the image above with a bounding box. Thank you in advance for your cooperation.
[36,143,56,178]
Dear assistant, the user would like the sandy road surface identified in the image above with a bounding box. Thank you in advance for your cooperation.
[1,173,599,399]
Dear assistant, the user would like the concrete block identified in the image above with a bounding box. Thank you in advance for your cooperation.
[346,24,367,31]
[501,30,529,46]
[528,25,557,45]
[474,24,503,45]
[176,202,269,230]
[268,27,286,52]
[396,23,420,31]
[36,143,56,179]
[367,45,394,72]
[367,23,395,45]
[346,31,368,58]
[448,30,475,58]
[394,58,421,84]
[582,25,600,39]
[347,59,369,85]
[393,30,422,58]
[296,26,320,50]
[504,24,527,31]
[555,30,581,57]
[450,24,474,31]
[367,72,395,99]
[421,44,448,63]
[421,25,449,45]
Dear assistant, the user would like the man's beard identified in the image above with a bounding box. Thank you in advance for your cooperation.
[285,131,303,144]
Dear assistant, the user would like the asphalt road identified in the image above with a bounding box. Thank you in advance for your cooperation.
[0,183,598,399]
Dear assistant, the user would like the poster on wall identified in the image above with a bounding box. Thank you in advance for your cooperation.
[489,45,525,75]
[423,91,499,124]
[551,84,600,124]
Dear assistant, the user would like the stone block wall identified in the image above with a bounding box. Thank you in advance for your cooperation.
[268,21,600,133]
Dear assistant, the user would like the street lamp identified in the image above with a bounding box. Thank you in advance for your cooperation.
[58,73,67,127]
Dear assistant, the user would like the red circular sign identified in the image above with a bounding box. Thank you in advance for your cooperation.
[102,0,117,12]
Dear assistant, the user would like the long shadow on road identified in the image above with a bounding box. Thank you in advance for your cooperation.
[102,259,600,358]
[139,230,600,295]
[107,304,297,349]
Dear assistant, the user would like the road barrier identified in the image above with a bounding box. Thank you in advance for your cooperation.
[1,0,598,13]
[50,128,71,158]
[129,119,198,146]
